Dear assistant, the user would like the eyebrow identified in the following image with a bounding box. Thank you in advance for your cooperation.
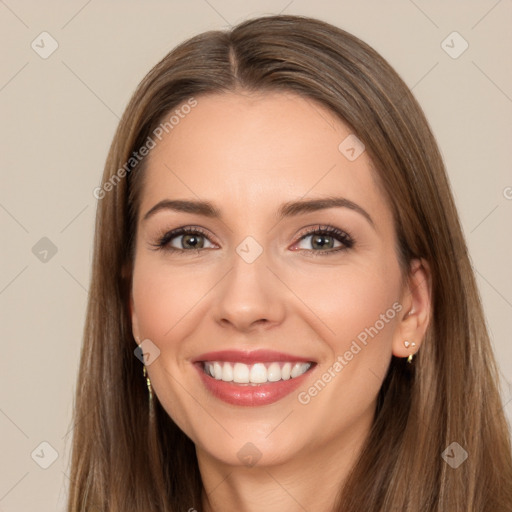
[142,196,375,229]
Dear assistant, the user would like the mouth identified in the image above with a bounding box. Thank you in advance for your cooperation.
[192,349,317,406]
[200,360,314,384]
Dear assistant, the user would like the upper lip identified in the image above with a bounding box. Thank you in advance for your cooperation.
[193,349,315,365]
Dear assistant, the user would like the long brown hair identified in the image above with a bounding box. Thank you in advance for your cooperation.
[66,14,512,511]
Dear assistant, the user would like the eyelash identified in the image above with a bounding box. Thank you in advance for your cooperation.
[150,224,355,257]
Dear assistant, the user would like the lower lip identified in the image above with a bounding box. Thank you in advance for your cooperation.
[194,363,315,406]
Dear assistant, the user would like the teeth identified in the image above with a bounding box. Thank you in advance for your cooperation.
[281,362,292,380]
[291,362,306,378]
[213,362,223,380]
[249,363,267,383]
[203,361,311,384]
[267,362,281,382]
[221,362,233,382]
[233,362,249,383]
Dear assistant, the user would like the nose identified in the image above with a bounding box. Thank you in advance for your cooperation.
[211,241,286,333]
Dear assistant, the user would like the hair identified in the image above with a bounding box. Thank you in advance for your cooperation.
[66,13,512,512]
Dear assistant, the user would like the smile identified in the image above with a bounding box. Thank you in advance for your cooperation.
[193,349,317,406]
[202,361,312,384]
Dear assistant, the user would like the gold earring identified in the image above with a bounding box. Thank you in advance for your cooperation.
[404,340,416,363]
[143,365,154,403]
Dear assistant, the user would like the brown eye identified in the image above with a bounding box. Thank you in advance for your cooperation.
[151,226,216,253]
[300,233,338,250]
[293,225,354,255]
[172,233,207,250]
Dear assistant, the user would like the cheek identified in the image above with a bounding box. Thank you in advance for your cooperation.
[292,262,402,419]
[131,257,210,340]
[291,258,402,356]
[131,258,207,432]
[131,269,169,340]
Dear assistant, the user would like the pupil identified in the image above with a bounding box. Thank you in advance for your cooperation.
[312,235,333,249]
[183,234,203,249]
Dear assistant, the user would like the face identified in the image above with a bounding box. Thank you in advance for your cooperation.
[130,91,428,470]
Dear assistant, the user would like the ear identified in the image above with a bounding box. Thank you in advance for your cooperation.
[392,258,432,359]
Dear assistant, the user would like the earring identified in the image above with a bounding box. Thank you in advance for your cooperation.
[404,340,416,364]
[142,365,154,406]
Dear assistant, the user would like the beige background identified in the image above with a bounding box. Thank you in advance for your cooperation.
[1,1,511,510]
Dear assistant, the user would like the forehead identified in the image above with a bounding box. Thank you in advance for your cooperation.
[139,91,389,225]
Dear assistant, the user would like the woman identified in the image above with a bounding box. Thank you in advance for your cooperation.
[67,14,512,511]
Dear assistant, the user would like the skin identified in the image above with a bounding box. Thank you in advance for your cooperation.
[130,91,432,511]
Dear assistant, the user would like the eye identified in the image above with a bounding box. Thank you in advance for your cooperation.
[292,224,354,255]
[150,226,216,253]
[149,224,355,256]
